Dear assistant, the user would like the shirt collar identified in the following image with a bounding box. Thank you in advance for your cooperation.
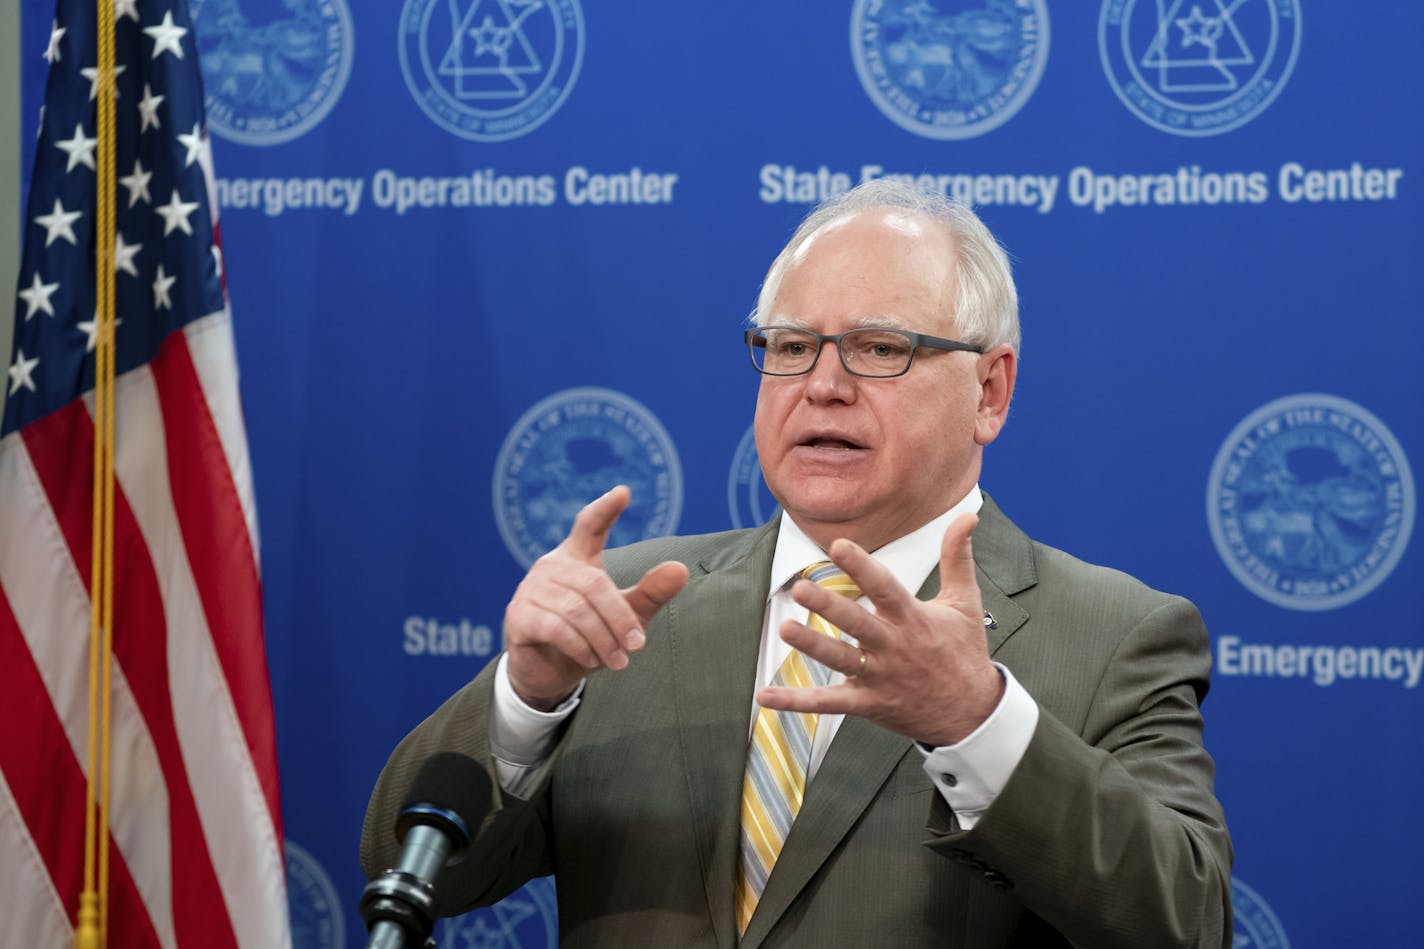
[767,485,984,600]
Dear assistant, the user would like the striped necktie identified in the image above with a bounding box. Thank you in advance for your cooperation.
[736,562,861,935]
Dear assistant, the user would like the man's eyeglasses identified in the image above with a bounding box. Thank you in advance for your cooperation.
[745,325,984,378]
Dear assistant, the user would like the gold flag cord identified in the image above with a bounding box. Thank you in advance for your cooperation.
[78,0,118,945]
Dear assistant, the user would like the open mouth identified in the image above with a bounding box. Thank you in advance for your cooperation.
[801,436,865,450]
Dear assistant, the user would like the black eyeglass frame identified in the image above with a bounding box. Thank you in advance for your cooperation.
[744,325,986,378]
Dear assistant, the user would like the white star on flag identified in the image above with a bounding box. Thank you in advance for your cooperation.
[114,233,143,277]
[75,315,125,354]
[7,349,40,395]
[18,272,61,320]
[80,63,127,101]
[144,11,188,60]
[155,188,199,235]
[55,123,98,172]
[119,158,153,207]
[115,0,140,22]
[33,197,82,246]
[177,124,204,167]
[152,263,177,310]
[138,83,165,132]
[43,21,66,63]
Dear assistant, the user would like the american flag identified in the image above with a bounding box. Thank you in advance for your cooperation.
[1,1,290,946]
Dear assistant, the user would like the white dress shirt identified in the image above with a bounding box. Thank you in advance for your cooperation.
[490,485,1038,829]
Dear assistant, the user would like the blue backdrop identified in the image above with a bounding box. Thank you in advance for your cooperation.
[16,2,1422,946]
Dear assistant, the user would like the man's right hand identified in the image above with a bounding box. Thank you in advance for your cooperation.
[503,485,689,711]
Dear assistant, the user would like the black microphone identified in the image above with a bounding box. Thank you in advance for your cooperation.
[361,752,493,949]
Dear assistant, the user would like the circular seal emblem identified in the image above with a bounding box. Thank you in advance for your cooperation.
[284,840,343,949]
[1098,0,1302,137]
[850,0,1050,140]
[190,0,355,146]
[1207,394,1415,611]
[493,387,683,568]
[1231,876,1291,949]
[727,424,780,530]
[398,0,585,142]
[434,876,558,948]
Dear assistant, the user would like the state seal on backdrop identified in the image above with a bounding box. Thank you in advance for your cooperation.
[284,840,343,949]
[434,876,558,948]
[190,0,355,146]
[399,0,585,142]
[727,423,780,529]
[1098,0,1301,137]
[1231,876,1291,949]
[850,0,1050,140]
[493,387,682,568]
[1207,394,1415,612]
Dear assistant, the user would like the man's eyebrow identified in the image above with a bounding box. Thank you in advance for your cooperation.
[850,315,906,329]
[764,314,810,329]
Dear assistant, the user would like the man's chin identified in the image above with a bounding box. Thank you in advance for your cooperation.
[776,493,874,532]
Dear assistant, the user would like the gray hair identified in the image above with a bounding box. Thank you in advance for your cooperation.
[753,178,1021,354]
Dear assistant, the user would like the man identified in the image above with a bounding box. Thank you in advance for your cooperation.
[361,180,1233,947]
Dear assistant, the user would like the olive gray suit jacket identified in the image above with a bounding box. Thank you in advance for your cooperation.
[361,496,1232,947]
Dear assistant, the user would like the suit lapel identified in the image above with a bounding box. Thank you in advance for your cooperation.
[670,521,779,949]
[969,493,1037,655]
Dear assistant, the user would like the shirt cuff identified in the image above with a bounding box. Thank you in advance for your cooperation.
[918,663,1038,830]
[490,654,584,796]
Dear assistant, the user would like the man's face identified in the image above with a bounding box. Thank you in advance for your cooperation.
[753,208,1011,552]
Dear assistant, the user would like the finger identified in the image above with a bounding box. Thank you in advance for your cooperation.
[550,564,649,654]
[788,578,873,644]
[778,618,864,676]
[518,602,625,671]
[561,485,632,561]
[624,560,689,631]
[526,582,631,671]
[757,683,864,716]
[824,537,920,620]
[934,512,980,604]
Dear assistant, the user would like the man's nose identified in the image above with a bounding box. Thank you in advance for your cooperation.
[803,341,858,401]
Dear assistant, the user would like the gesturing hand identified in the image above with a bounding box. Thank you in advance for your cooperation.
[503,486,689,711]
[758,512,1004,747]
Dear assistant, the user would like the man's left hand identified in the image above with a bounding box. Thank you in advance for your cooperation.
[758,512,1004,747]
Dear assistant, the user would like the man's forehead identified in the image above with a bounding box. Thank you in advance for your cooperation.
[787,207,934,270]
[764,313,912,330]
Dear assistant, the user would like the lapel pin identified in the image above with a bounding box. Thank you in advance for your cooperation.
[983,611,997,630]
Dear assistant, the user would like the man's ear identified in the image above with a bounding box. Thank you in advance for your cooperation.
[974,344,1016,447]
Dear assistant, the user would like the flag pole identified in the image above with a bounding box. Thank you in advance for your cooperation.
[78,0,118,943]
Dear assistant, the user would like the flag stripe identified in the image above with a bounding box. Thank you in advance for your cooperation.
[182,312,259,564]
[151,323,280,833]
[21,401,239,949]
[0,771,74,949]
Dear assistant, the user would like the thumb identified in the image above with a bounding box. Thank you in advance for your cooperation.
[624,560,690,626]
[936,512,980,603]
